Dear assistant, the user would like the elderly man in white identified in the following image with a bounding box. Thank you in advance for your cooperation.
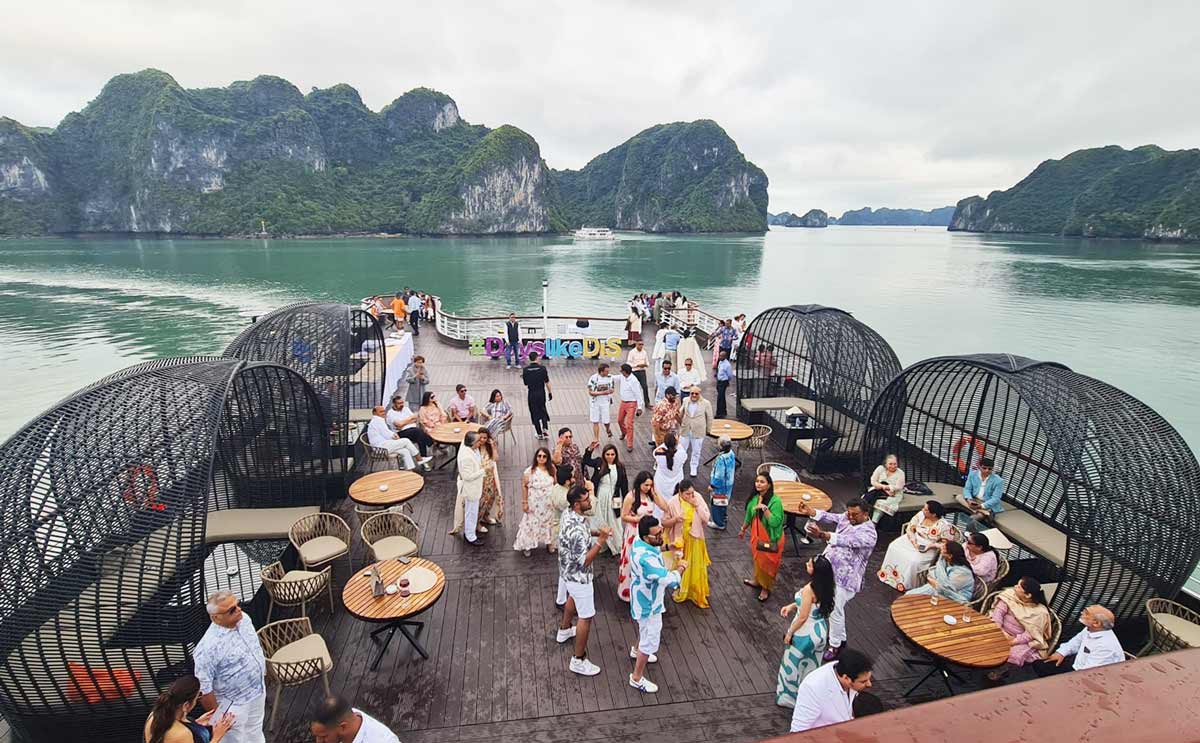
[193,591,266,743]
[456,430,486,545]
[789,648,873,732]
[677,386,713,478]
[367,405,429,471]
[1035,604,1125,677]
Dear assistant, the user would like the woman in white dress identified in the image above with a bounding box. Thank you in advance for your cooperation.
[583,443,627,554]
[865,454,906,522]
[513,447,558,557]
[877,500,957,592]
[675,330,707,382]
[652,433,685,518]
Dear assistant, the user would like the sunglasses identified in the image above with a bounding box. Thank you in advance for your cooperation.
[219,603,240,617]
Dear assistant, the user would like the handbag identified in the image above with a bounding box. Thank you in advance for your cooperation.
[753,510,779,552]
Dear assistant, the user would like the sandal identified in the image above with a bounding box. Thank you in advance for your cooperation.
[742,579,761,589]
[757,590,770,602]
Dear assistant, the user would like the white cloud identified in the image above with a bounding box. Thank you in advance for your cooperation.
[2,0,1198,215]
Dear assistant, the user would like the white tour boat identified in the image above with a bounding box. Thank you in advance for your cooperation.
[573,226,616,240]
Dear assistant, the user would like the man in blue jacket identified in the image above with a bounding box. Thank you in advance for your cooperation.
[956,457,1005,529]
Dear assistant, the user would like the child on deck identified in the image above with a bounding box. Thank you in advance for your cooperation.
[708,436,735,529]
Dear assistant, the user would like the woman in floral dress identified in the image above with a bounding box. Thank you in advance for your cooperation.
[477,429,503,527]
[877,500,957,592]
[617,470,669,601]
[513,447,556,557]
[775,555,835,707]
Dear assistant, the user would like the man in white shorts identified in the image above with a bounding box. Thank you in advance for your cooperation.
[555,485,612,676]
[627,515,685,693]
[586,362,615,441]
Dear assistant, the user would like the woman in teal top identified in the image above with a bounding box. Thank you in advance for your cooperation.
[906,540,976,603]
[739,472,785,601]
[775,555,834,707]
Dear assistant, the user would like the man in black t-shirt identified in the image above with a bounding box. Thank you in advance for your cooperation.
[522,352,553,439]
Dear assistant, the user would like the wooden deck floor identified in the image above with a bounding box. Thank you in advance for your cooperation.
[264,326,983,743]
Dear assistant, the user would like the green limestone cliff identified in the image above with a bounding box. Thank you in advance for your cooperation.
[949,145,1200,240]
[836,206,955,226]
[0,70,767,236]
[553,120,768,232]
[768,209,827,227]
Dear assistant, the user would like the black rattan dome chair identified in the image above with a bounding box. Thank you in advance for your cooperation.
[0,357,330,742]
[735,305,901,472]
[224,302,388,481]
[861,353,1200,628]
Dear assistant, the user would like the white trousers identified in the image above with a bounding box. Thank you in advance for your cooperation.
[224,693,266,743]
[379,438,418,469]
[829,583,857,648]
[464,497,480,543]
[679,435,705,476]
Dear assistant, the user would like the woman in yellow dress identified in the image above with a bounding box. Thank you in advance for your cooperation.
[669,479,712,608]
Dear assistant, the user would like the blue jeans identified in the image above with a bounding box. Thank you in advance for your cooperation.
[504,341,520,367]
[710,493,730,528]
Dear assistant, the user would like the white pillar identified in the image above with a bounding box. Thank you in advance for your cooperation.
[542,279,549,338]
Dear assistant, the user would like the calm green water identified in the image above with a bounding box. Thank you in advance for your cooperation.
[2,227,1198,449]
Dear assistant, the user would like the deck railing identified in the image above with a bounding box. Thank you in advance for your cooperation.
[660,302,723,340]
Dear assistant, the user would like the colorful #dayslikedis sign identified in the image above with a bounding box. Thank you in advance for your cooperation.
[470,337,624,361]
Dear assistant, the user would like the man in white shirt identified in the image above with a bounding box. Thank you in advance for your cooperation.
[456,431,486,545]
[311,694,400,743]
[587,362,615,441]
[385,395,435,457]
[676,357,702,397]
[1035,604,1125,676]
[367,406,429,470]
[615,363,645,453]
[193,592,267,743]
[627,339,650,403]
[406,292,423,336]
[677,386,713,477]
[654,359,680,405]
[790,648,873,732]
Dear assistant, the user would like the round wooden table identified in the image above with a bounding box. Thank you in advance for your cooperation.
[890,593,1010,696]
[774,481,833,514]
[349,470,425,507]
[707,419,753,440]
[429,422,482,470]
[343,557,446,670]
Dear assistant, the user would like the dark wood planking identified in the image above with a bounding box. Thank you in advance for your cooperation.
[265,323,1002,742]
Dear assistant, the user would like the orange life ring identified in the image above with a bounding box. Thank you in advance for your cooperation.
[951,436,986,475]
[122,464,165,512]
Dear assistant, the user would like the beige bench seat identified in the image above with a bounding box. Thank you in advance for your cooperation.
[205,506,320,544]
[740,397,817,415]
[993,509,1067,567]
[890,482,963,514]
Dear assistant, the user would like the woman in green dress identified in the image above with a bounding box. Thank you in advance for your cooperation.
[775,555,835,707]
[738,472,785,601]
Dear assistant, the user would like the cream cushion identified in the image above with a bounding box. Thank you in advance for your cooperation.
[271,634,333,671]
[205,506,320,543]
[298,536,348,566]
[370,535,418,560]
[1154,612,1200,647]
[281,569,323,582]
[993,510,1068,566]
[741,397,817,415]
[892,482,963,514]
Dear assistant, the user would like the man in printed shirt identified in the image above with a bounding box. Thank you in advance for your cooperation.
[193,591,267,743]
[628,515,686,694]
[555,485,612,677]
[650,387,683,446]
[795,499,878,662]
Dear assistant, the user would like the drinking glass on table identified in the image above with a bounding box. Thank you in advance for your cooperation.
[930,595,939,607]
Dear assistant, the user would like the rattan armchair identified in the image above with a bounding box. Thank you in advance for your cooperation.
[990,552,1010,591]
[257,617,333,731]
[744,424,773,465]
[358,432,400,474]
[756,461,799,482]
[289,512,352,572]
[361,511,421,561]
[260,562,332,623]
[1140,598,1200,655]
[980,590,1063,650]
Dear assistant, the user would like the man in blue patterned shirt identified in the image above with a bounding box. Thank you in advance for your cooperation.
[556,485,612,677]
[628,515,686,693]
[193,591,267,743]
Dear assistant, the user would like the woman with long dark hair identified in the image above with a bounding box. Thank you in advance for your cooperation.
[906,540,975,603]
[583,443,627,554]
[739,472,785,601]
[986,576,1055,681]
[775,555,835,707]
[513,446,557,557]
[476,427,504,527]
[964,531,999,585]
[653,432,685,502]
[617,470,670,601]
[669,479,712,608]
[143,675,234,743]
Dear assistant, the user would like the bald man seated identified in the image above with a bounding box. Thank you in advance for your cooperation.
[1034,604,1125,676]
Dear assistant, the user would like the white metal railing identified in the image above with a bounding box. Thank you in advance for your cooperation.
[660,302,723,340]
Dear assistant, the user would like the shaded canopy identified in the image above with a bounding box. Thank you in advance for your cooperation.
[861,353,1200,626]
[0,357,329,742]
[224,302,387,476]
[736,304,901,470]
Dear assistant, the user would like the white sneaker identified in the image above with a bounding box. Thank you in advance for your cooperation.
[570,657,601,676]
[556,626,577,644]
[707,520,718,528]
[417,455,433,464]
[629,646,657,663]
[628,674,658,693]
[505,365,512,369]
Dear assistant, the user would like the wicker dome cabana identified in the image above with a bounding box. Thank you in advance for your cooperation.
[736,304,901,472]
[0,357,330,743]
[861,353,1200,627]
[224,302,388,479]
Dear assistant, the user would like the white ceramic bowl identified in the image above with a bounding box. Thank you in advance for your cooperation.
[723,423,731,429]
[385,585,399,595]
[379,484,389,492]
[225,566,239,576]
[943,614,958,625]
[453,427,462,433]
[801,493,811,501]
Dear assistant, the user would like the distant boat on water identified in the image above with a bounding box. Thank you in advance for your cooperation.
[573,226,616,241]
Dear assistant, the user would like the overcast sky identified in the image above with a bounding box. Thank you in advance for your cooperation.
[3,1,1197,214]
